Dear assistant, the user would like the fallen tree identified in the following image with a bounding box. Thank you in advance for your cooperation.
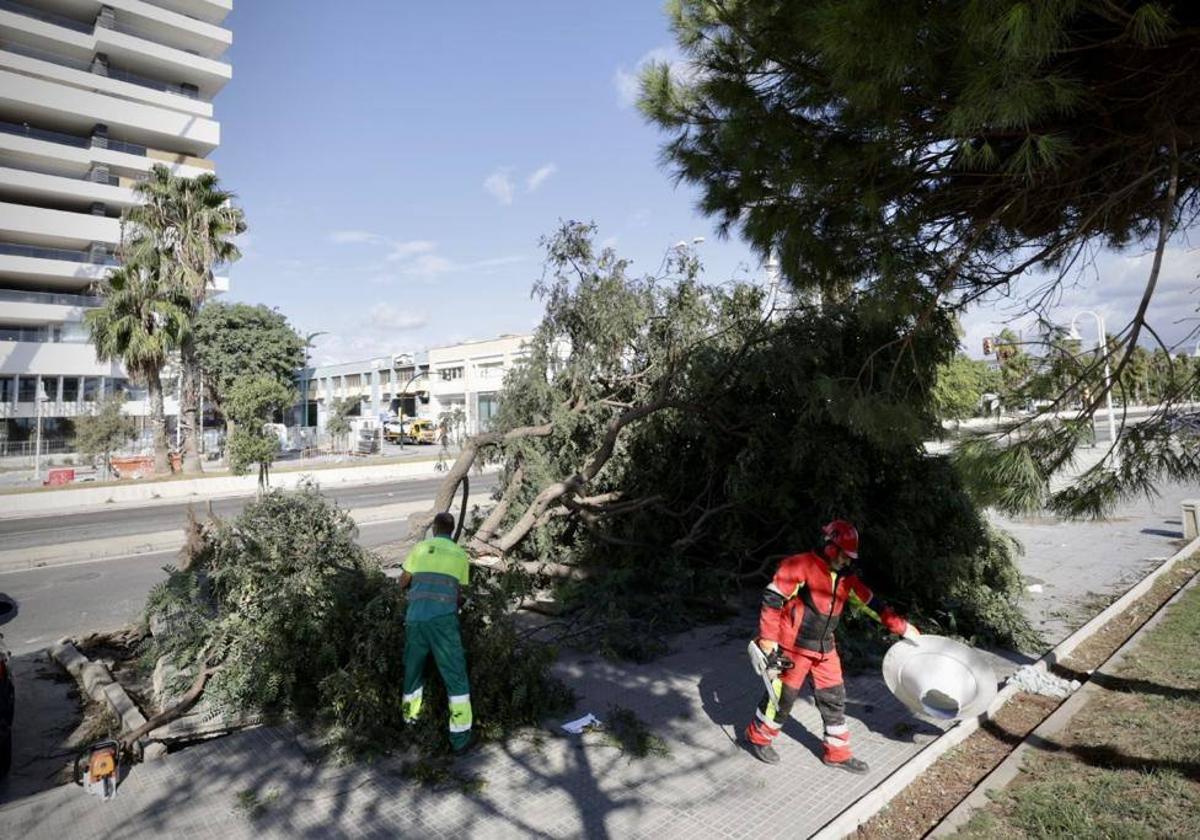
[382,222,1038,660]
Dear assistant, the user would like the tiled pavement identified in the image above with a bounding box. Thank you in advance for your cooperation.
[2,478,1192,838]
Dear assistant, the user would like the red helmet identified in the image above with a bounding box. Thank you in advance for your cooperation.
[821,519,859,560]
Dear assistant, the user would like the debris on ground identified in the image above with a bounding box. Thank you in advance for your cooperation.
[1008,664,1081,698]
[561,713,601,734]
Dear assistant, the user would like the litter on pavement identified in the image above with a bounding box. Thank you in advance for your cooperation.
[561,713,602,734]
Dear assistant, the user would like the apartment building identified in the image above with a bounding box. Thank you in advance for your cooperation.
[0,0,233,454]
[302,334,532,440]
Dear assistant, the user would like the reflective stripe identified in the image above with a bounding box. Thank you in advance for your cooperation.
[449,694,471,705]
[825,733,850,745]
[765,677,783,720]
[403,689,423,702]
[825,724,849,736]
[755,707,783,729]
[449,720,473,733]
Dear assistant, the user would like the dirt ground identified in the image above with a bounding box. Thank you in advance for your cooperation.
[854,553,1200,840]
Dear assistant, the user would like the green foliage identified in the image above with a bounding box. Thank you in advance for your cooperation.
[933,354,998,421]
[195,302,305,417]
[479,224,1036,654]
[324,398,357,452]
[144,484,572,757]
[601,705,670,759]
[224,375,294,479]
[74,393,136,472]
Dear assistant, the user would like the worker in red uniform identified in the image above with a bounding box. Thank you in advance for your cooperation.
[744,519,920,771]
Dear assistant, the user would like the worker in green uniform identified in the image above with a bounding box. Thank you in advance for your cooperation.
[398,511,474,753]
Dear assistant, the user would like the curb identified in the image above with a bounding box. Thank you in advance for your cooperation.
[48,640,166,761]
[928,563,1200,836]
[811,532,1200,840]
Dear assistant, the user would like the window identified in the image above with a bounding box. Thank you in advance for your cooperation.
[478,394,500,430]
[439,366,464,382]
[478,362,504,380]
[82,377,100,402]
[18,377,39,402]
[379,370,391,385]
[0,377,13,402]
[62,377,79,402]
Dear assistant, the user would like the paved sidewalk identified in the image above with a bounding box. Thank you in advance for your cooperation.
[2,481,1193,838]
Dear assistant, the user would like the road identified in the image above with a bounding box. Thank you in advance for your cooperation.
[0,473,495,552]
[0,473,498,655]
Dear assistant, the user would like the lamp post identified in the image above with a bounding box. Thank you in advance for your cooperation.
[33,378,49,482]
[1069,310,1117,444]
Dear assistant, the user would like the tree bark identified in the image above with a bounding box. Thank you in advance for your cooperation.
[145,367,170,475]
[179,336,203,474]
[119,662,219,751]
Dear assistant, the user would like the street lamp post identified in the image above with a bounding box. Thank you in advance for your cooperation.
[33,378,49,482]
[1070,310,1117,445]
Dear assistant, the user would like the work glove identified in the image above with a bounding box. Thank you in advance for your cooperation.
[902,623,922,644]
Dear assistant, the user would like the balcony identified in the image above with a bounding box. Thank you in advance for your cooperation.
[0,287,102,307]
[0,0,91,33]
[0,241,116,265]
[0,324,88,343]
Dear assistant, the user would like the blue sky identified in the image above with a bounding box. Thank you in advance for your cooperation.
[215,2,760,365]
[214,3,1198,365]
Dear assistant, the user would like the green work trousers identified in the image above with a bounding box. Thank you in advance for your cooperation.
[402,613,473,750]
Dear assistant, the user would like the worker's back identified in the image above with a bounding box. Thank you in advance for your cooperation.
[403,536,470,624]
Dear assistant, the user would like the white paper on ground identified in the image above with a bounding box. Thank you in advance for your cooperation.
[561,713,602,734]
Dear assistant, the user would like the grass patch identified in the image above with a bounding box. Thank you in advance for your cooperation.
[954,570,1200,839]
[600,705,670,760]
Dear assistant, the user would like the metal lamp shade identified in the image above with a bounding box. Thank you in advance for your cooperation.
[882,635,998,721]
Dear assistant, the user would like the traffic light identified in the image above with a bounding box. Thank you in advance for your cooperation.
[982,337,993,356]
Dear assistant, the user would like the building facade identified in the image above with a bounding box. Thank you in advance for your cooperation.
[302,334,531,441]
[0,0,233,454]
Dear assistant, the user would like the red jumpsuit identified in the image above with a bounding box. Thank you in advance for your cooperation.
[745,550,909,763]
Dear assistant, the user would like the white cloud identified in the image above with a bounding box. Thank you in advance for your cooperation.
[368,303,427,331]
[385,240,437,262]
[329,230,381,244]
[526,163,558,193]
[614,46,697,108]
[483,168,516,205]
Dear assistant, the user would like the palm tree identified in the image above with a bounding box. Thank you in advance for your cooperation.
[123,165,247,473]
[86,252,190,475]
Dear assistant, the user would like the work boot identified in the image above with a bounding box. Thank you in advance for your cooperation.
[823,755,869,774]
[451,731,479,756]
[747,741,780,765]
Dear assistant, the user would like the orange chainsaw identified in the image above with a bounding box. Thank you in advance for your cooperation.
[74,740,120,801]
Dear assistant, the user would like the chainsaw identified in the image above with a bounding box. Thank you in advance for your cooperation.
[74,739,121,801]
[747,640,794,703]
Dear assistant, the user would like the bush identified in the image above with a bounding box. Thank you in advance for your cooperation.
[145,483,572,757]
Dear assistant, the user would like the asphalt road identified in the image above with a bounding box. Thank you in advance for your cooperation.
[0,473,497,551]
[0,517,416,657]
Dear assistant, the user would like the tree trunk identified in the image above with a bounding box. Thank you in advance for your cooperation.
[179,336,203,474]
[146,367,170,475]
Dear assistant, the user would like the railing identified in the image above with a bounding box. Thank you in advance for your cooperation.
[0,288,101,307]
[104,62,203,100]
[0,326,90,343]
[0,0,92,34]
[0,39,93,71]
[0,119,89,148]
[0,242,118,265]
[106,137,148,156]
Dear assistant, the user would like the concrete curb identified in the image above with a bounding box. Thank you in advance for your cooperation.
[0,500,431,573]
[48,640,166,761]
[928,564,1200,836]
[812,532,1200,840]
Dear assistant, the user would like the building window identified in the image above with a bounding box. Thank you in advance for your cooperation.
[0,377,13,403]
[379,370,391,385]
[82,377,100,402]
[478,394,500,430]
[478,362,504,380]
[18,377,39,402]
[439,366,464,382]
[62,377,80,402]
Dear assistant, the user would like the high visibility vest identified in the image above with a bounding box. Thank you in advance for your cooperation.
[403,537,470,623]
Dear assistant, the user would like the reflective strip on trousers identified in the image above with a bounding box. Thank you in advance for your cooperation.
[449,693,473,733]
[764,678,784,721]
[755,707,783,730]
[402,688,423,721]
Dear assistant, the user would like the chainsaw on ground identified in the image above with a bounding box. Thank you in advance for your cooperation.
[74,739,121,801]
[747,640,794,703]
